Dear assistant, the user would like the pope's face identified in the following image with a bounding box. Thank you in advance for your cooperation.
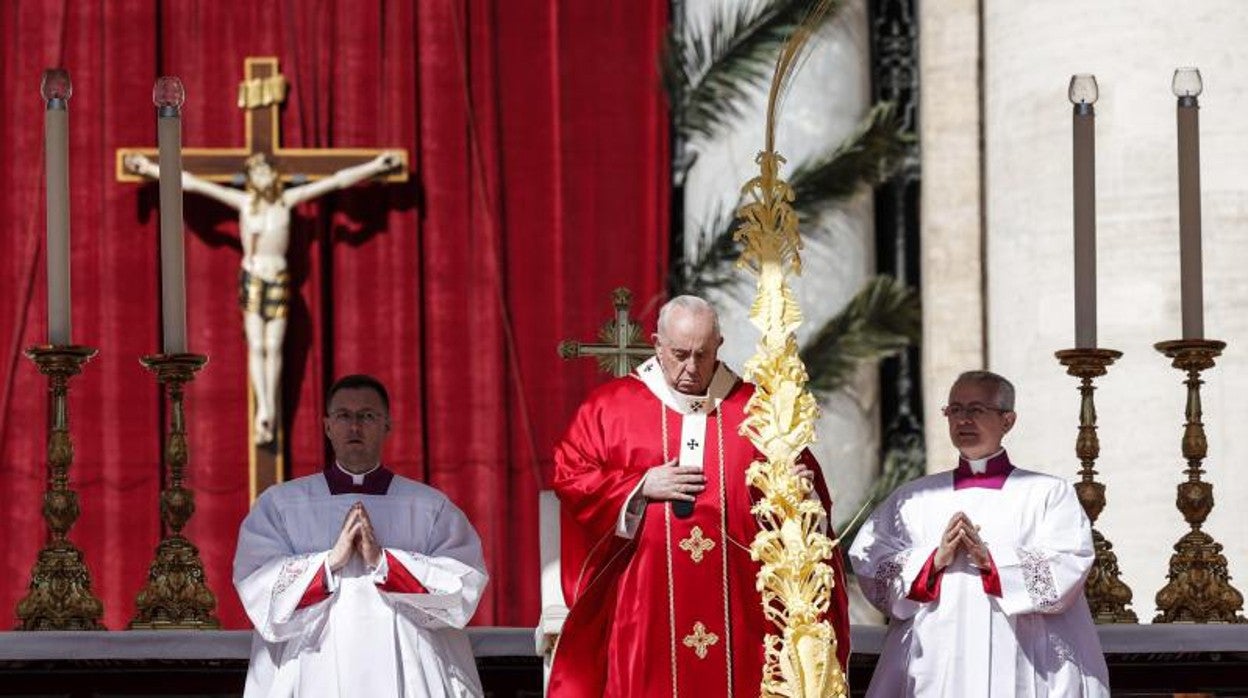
[944,379,1015,460]
[323,387,391,473]
[654,308,722,395]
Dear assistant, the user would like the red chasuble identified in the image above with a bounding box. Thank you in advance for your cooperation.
[549,362,851,697]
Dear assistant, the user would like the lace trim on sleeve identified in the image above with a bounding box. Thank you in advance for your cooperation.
[870,552,910,609]
[1018,548,1059,610]
[273,553,316,601]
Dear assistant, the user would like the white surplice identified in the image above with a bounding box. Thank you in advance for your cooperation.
[848,465,1110,697]
[233,472,488,697]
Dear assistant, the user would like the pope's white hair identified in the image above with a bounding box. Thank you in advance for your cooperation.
[656,295,720,338]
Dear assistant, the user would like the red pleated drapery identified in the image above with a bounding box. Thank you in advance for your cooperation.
[0,0,668,629]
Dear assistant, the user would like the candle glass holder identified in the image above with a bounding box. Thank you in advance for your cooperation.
[1054,348,1137,623]
[130,353,219,629]
[1152,339,1245,623]
[16,345,104,630]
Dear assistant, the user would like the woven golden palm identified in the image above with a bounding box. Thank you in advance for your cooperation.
[736,2,847,696]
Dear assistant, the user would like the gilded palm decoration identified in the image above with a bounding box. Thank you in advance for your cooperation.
[736,3,849,695]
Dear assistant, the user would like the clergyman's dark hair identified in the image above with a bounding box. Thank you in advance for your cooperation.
[326,374,390,412]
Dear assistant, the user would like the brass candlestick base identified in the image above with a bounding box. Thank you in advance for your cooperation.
[1152,339,1245,624]
[16,345,104,630]
[130,353,219,630]
[1055,348,1136,623]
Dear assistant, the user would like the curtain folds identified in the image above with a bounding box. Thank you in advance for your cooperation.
[0,0,668,629]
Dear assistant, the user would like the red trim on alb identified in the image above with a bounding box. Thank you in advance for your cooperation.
[907,549,944,602]
[296,565,332,609]
[376,551,428,594]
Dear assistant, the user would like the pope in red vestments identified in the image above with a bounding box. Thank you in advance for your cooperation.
[548,296,851,697]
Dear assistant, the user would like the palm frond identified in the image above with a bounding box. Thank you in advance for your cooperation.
[789,102,911,222]
[800,275,920,396]
[669,204,744,296]
[762,0,839,152]
[664,0,841,142]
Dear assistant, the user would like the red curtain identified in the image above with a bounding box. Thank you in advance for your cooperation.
[0,0,668,629]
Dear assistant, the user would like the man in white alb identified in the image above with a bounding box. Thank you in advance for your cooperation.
[233,374,487,697]
[849,370,1109,697]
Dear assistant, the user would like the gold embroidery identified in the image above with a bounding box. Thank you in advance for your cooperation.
[682,621,720,659]
[663,404,730,690]
[679,526,715,563]
[715,412,733,695]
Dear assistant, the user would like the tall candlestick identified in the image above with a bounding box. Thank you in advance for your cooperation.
[42,69,72,346]
[1070,75,1098,348]
[1174,68,1204,340]
[154,77,187,354]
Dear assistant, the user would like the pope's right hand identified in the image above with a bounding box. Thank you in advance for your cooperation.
[641,460,705,502]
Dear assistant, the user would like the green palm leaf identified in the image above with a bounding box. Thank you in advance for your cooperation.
[676,103,907,295]
[669,204,742,297]
[664,0,841,142]
[835,428,925,552]
[800,274,920,395]
[788,102,911,221]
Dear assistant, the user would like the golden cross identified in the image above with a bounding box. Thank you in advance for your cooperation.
[682,621,719,659]
[558,288,653,377]
[679,526,715,563]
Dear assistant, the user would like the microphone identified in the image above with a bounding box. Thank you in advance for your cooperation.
[673,498,695,519]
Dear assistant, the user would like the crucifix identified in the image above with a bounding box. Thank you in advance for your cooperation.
[116,57,408,500]
[558,288,655,377]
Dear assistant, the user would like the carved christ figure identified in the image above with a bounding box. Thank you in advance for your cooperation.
[125,151,402,444]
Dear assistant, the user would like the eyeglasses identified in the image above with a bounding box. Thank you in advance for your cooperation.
[327,409,385,426]
[941,404,1009,421]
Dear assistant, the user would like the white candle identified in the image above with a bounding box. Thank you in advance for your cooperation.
[1069,75,1098,348]
[1173,68,1204,340]
[42,69,72,346]
[154,77,187,354]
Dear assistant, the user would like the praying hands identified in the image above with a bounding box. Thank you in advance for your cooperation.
[934,511,992,572]
[327,502,383,571]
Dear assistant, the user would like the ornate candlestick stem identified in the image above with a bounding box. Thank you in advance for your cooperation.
[1152,339,1244,623]
[130,353,219,629]
[16,345,104,630]
[1055,348,1136,623]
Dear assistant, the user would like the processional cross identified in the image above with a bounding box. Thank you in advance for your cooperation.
[540,287,653,659]
[116,57,408,500]
[557,288,654,377]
